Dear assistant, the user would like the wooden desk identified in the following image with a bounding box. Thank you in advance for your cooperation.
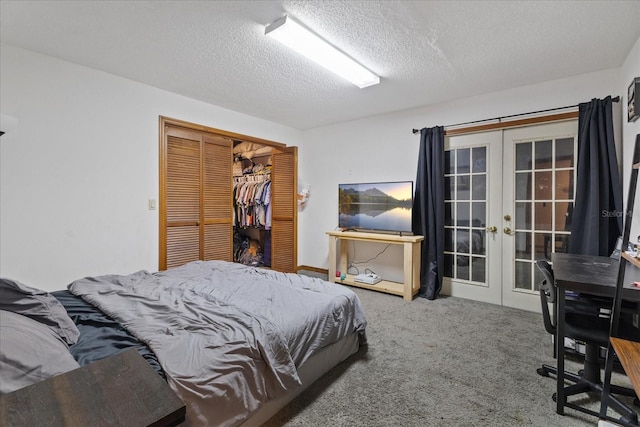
[0,348,186,427]
[551,253,640,417]
[552,253,640,300]
[327,231,424,301]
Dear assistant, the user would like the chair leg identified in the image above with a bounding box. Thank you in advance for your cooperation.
[603,392,639,425]
[539,343,639,424]
[537,364,555,377]
[537,363,584,383]
[562,380,593,398]
[610,384,640,399]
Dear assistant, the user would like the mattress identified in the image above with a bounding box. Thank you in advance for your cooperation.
[62,260,367,426]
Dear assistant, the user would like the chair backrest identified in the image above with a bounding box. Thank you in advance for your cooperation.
[535,260,556,335]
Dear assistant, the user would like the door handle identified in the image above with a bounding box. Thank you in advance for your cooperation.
[504,227,516,235]
[486,226,497,233]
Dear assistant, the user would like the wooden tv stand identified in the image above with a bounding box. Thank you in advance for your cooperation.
[326,230,424,301]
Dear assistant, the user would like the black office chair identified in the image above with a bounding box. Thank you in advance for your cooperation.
[535,260,639,423]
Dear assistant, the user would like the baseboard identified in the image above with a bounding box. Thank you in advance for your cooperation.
[297,265,328,275]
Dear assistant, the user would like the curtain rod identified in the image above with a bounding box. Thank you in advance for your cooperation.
[412,96,620,134]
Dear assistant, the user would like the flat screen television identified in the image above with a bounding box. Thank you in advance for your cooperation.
[338,181,414,234]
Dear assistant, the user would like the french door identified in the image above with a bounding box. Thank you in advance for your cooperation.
[443,120,578,311]
[443,130,503,305]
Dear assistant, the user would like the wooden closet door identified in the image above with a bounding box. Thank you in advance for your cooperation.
[162,127,202,270]
[271,146,297,272]
[160,126,233,270]
[202,134,233,262]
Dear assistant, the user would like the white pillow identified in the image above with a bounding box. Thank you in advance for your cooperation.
[0,277,80,345]
[0,310,80,394]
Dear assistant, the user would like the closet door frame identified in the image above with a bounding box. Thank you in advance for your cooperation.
[159,116,293,271]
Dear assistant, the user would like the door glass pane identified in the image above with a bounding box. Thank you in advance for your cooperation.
[457,149,470,173]
[534,202,552,230]
[556,138,574,167]
[516,172,531,200]
[457,256,470,280]
[513,135,576,292]
[534,233,553,260]
[515,261,532,290]
[472,175,486,200]
[516,142,532,170]
[535,140,552,169]
[444,254,454,277]
[445,202,454,226]
[555,170,573,199]
[515,232,532,259]
[555,234,570,253]
[445,228,454,252]
[445,145,488,285]
[445,151,455,174]
[534,171,552,200]
[515,202,531,229]
[472,147,487,173]
[457,176,470,200]
[471,230,485,255]
[444,176,453,199]
[457,229,470,254]
[457,202,470,226]
[472,257,486,282]
[555,202,573,231]
[472,202,486,228]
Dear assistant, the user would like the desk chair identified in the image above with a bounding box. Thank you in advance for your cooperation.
[535,260,639,423]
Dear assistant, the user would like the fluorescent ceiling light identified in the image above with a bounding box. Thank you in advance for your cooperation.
[265,15,380,89]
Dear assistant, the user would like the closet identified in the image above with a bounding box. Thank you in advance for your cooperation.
[159,117,297,273]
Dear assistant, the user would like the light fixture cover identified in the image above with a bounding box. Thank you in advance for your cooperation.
[265,15,379,89]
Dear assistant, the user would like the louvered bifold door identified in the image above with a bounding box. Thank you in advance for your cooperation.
[163,127,202,270]
[270,146,298,272]
[202,135,233,261]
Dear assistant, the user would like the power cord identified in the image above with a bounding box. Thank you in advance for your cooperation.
[346,242,391,276]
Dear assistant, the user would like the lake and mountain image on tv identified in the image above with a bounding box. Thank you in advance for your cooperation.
[338,181,413,233]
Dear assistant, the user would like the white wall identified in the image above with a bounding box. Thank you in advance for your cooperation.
[298,62,633,281]
[0,44,303,291]
[620,36,640,242]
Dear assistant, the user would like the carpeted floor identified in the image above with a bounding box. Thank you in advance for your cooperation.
[263,272,637,427]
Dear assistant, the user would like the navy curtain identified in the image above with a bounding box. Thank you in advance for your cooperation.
[569,96,623,256]
[412,126,445,300]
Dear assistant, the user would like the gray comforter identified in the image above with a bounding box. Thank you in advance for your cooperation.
[68,261,366,427]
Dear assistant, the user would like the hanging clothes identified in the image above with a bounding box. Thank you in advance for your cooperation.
[233,174,272,229]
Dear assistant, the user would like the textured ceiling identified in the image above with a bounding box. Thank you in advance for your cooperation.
[1,1,639,130]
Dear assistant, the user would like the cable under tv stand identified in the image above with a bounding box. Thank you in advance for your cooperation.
[326,230,424,301]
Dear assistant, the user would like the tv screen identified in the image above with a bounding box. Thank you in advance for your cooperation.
[338,181,414,234]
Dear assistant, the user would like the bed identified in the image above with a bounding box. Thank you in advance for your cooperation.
[0,260,367,427]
